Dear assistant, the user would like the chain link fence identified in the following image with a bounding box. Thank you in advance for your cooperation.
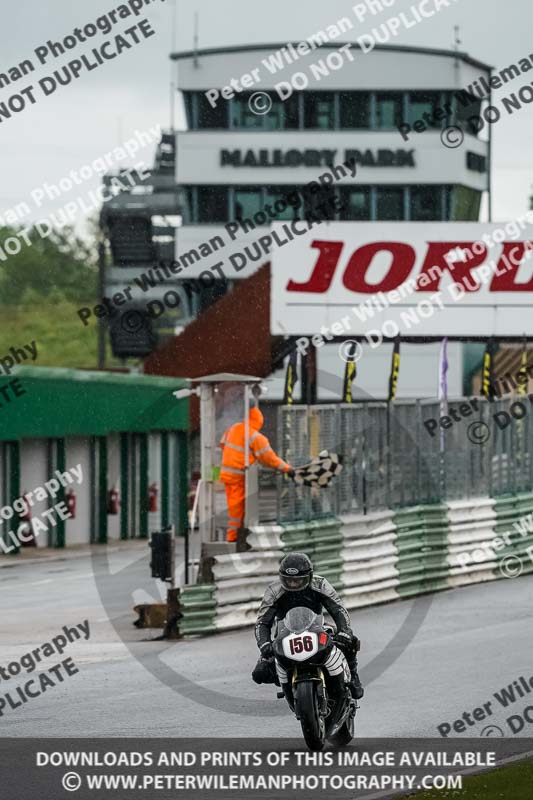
[274,397,533,523]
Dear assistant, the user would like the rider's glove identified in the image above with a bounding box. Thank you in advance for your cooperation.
[334,631,353,649]
[259,641,273,659]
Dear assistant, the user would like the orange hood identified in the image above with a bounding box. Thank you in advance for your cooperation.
[248,407,264,430]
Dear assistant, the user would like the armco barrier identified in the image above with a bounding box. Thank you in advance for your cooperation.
[446,497,497,588]
[211,519,343,631]
[494,492,533,577]
[179,584,216,635]
[394,504,449,598]
[177,492,533,637]
[303,518,343,586]
[341,510,400,609]
[212,523,283,631]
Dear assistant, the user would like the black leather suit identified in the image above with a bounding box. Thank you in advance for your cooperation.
[255,575,353,648]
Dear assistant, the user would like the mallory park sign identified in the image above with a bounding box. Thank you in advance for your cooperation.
[220,148,416,169]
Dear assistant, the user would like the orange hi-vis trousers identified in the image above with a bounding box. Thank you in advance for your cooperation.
[223,479,245,542]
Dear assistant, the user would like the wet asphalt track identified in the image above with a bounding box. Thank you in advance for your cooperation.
[0,542,532,740]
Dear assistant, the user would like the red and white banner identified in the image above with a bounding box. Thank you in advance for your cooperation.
[270,222,533,337]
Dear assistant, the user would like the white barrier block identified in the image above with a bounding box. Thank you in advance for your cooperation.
[447,569,497,588]
[343,587,400,609]
[212,551,282,581]
[342,539,397,563]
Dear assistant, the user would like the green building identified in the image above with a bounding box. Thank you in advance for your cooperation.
[0,368,189,549]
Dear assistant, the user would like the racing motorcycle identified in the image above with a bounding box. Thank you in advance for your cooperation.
[273,606,357,751]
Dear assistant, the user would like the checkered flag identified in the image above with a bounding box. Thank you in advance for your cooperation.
[292,450,343,488]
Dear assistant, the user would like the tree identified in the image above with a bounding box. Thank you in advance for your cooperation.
[0,225,98,305]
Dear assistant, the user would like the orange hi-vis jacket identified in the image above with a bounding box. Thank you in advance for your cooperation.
[220,407,291,483]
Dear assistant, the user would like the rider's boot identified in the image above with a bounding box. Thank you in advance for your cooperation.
[347,655,364,699]
[281,682,295,711]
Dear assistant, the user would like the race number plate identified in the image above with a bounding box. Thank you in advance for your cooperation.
[282,631,318,661]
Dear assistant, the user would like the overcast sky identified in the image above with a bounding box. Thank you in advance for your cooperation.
[1,0,532,233]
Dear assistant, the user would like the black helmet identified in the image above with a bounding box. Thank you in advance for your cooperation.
[279,552,313,591]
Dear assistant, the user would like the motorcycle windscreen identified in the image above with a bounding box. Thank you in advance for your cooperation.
[283,606,322,634]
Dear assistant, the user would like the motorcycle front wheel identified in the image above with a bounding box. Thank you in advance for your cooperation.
[295,680,326,751]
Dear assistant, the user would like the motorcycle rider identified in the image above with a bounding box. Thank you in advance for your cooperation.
[252,552,364,700]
